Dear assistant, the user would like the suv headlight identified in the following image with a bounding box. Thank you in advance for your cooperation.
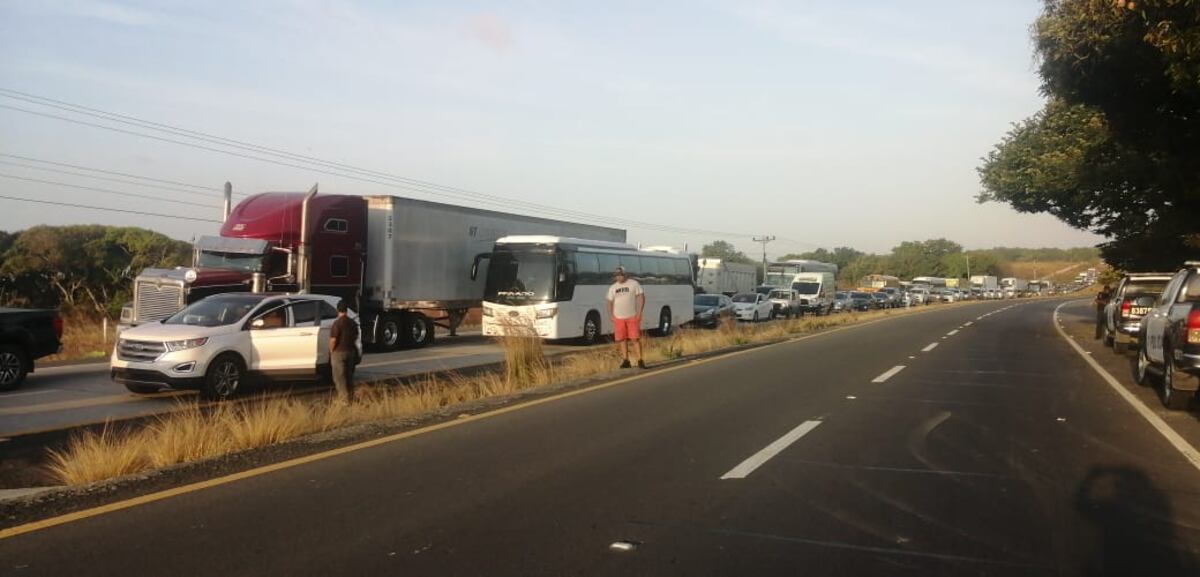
[164,337,209,352]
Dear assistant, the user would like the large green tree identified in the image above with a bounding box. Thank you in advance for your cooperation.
[700,240,754,265]
[979,0,1200,270]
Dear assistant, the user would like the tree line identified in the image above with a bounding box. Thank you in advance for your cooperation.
[0,225,191,317]
[699,239,1098,287]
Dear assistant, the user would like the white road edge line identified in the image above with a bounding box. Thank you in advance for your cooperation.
[872,365,906,383]
[922,343,939,352]
[1052,301,1200,473]
[964,321,973,327]
[947,329,959,336]
[720,420,822,479]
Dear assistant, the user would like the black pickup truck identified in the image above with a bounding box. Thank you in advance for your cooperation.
[0,307,63,390]
[1135,262,1200,409]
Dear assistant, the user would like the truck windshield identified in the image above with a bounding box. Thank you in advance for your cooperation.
[196,251,266,272]
[484,247,557,304]
[163,294,265,327]
[764,273,792,286]
[792,281,820,294]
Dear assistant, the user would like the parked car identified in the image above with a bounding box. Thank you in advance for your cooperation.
[1135,262,1200,409]
[833,291,852,313]
[691,293,735,328]
[0,308,63,391]
[870,292,889,309]
[111,293,361,399]
[878,287,902,308]
[731,292,774,322]
[848,291,874,311]
[1103,272,1173,353]
[908,287,929,305]
[768,289,804,319]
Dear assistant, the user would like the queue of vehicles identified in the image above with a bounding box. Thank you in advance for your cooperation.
[1099,262,1200,410]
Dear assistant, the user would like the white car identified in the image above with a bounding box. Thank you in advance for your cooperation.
[731,292,774,322]
[111,293,360,399]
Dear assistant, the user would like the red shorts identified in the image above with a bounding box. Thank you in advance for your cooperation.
[612,316,641,342]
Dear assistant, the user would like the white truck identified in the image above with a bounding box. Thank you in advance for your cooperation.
[764,260,839,288]
[696,258,757,296]
[970,275,999,295]
[1001,277,1029,298]
[790,271,837,315]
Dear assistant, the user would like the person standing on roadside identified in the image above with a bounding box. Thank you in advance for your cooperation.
[329,300,358,400]
[606,266,646,369]
[1094,283,1113,339]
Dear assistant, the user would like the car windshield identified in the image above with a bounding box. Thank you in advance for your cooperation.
[851,292,870,299]
[695,295,720,307]
[732,294,757,303]
[163,294,266,327]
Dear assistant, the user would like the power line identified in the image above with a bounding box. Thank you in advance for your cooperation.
[0,158,234,201]
[0,89,773,239]
[0,194,222,223]
[0,173,218,209]
[0,152,225,193]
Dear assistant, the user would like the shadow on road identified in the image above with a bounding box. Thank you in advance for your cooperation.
[1074,466,1196,576]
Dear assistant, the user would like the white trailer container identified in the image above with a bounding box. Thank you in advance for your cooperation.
[1000,277,1029,297]
[970,275,999,291]
[364,196,625,345]
[696,258,757,295]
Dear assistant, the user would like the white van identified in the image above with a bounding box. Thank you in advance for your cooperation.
[791,272,836,315]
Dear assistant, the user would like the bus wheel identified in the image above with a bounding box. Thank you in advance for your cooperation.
[654,308,673,336]
[581,312,602,345]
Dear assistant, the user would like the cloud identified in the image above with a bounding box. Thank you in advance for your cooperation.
[467,12,514,54]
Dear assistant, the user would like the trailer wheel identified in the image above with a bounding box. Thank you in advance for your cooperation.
[402,313,433,348]
[376,315,402,351]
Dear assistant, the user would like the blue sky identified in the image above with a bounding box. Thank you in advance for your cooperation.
[0,0,1102,257]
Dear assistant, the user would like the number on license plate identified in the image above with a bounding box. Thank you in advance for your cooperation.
[1131,307,1150,316]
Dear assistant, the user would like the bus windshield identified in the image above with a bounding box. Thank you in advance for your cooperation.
[483,247,557,304]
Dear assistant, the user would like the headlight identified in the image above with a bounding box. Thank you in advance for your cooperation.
[164,337,209,352]
[535,308,557,319]
[183,268,198,283]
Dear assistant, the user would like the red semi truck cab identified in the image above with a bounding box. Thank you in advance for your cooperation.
[121,193,367,328]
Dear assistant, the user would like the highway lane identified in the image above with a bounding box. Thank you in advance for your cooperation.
[2,299,1198,576]
[0,332,578,438]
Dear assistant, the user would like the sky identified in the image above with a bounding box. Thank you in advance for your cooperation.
[0,0,1104,258]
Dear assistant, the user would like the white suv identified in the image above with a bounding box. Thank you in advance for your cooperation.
[111,293,360,399]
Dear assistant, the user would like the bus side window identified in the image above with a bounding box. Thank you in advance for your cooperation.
[574,252,601,285]
[597,254,620,279]
[673,259,692,284]
[618,255,640,278]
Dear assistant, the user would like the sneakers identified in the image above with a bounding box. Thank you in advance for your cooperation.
[619,359,632,369]
[637,360,647,369]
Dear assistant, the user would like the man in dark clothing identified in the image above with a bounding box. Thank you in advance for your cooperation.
[1094,284,1113,339]
[329,300,358,400]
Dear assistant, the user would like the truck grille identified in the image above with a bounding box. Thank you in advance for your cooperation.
[136,281,184,323]
[117,339,166,362]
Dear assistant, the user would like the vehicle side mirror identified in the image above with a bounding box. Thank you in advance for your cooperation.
[471,252,491,281]
[250,318,265,329]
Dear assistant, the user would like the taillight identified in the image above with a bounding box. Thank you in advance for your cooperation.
[53,316,64,339]
[1119,299,1131,317]
[1188,310,1200,345]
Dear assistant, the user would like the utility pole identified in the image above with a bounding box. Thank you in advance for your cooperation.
[965,254,971,279]
[753,235,775,283]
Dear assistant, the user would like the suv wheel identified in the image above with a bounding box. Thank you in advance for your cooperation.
[202,354,245,401]
[0,345,28,391]
[1135,342,1156,386]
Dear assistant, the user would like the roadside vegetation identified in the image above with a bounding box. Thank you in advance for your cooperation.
[44,305,940,486]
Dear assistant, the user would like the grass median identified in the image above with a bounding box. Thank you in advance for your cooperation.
[44,304,956,486]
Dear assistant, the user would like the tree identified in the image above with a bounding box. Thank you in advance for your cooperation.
[888,239,962,279]
[979,0,1200,270]
[700,240,754,265]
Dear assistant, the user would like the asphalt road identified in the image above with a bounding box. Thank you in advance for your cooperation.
[2,298,1199,576]
[0,331,578,438]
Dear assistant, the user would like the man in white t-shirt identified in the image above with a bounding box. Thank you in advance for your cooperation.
[606,266,646,369]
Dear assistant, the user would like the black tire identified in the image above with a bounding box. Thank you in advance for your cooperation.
[0,345,28,391]
[402,313,433,348]
[202,353,246,401]
[375,314,402,351]
[1162,352,1194,410]
[654,307,673,337]
[123,383,160,395]
[1135,342,1157,386]
[581,311,602,345]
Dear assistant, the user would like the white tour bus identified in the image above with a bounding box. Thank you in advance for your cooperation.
[479,236,695,343]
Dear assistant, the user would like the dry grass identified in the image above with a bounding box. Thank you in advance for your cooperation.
[42,304,950,486]
[45,312,116,362]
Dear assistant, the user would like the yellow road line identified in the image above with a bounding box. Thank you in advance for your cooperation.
[0,391,193,416]
[0,303,985,540]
